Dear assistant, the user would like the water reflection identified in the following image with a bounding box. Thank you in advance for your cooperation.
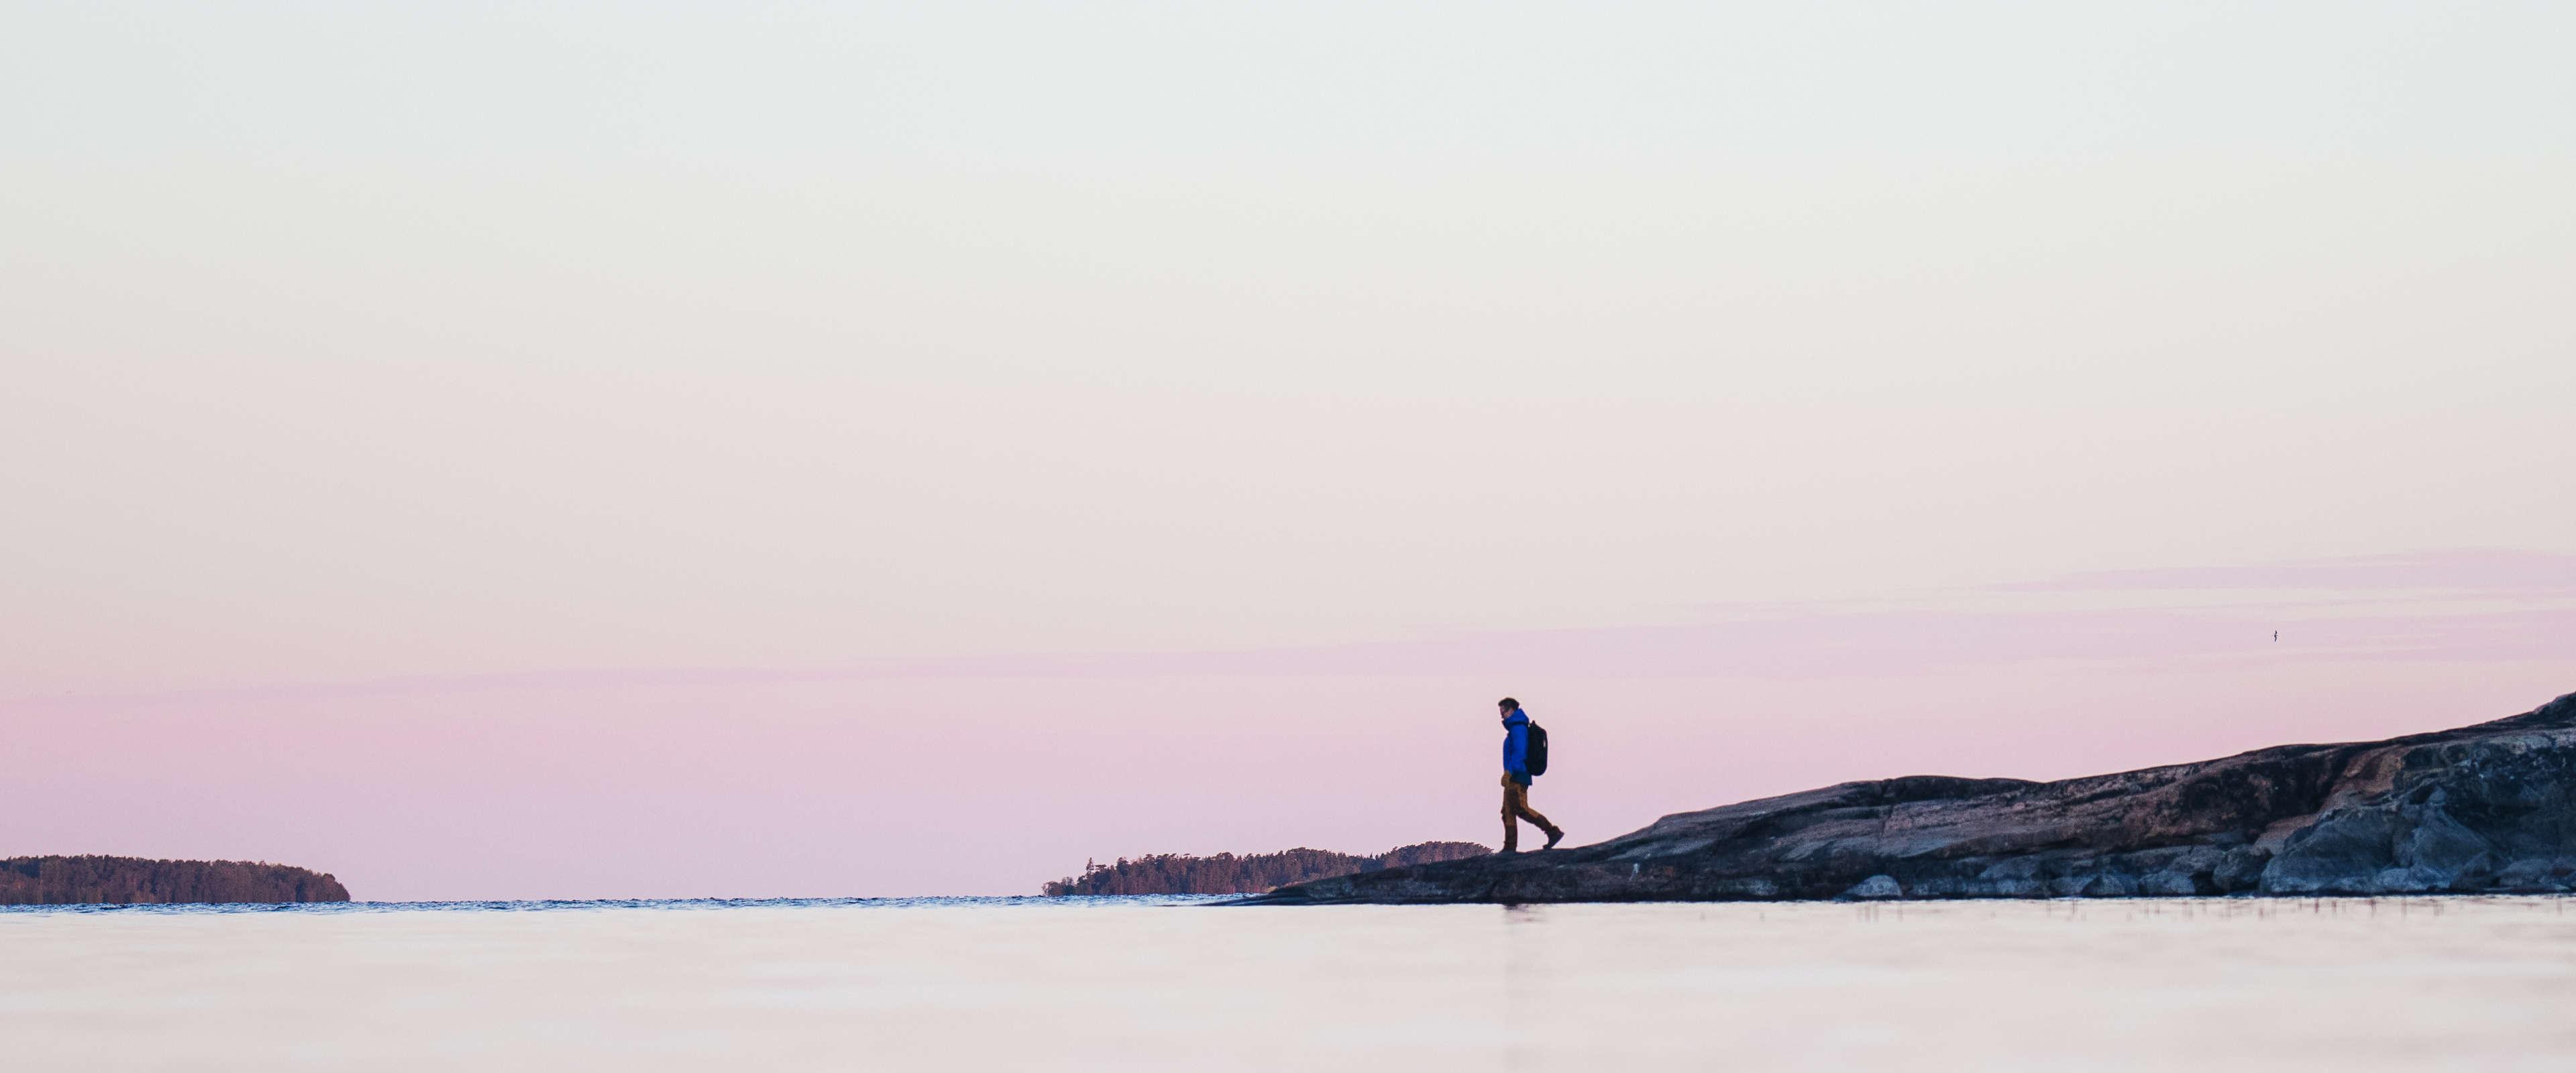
[5,896,2573,1070]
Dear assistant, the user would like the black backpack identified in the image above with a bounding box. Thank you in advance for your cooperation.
[1525,721,1550,777]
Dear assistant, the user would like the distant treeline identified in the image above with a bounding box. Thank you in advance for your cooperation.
[0,856,351,905]
[1044,841,1491,895]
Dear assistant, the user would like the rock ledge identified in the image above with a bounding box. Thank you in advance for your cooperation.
[1248,691,2576,904]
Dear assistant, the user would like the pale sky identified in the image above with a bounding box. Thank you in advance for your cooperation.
[4,3,2572,899]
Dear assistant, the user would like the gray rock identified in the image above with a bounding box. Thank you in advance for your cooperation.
[1843,874,1902,899]
[1243,691,2576,904]
[2136,871,2201,897]
[2494,858,2576,893]
[2081,874,2139,898]
[2210,848,2270,893]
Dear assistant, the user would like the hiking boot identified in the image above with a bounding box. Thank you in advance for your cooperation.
[1542,828,1565,850]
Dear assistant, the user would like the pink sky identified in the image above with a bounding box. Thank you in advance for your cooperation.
[7,551,2570,900]
[5,6,2573,899]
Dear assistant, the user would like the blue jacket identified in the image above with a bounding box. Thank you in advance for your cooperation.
[1502,709,1532,785]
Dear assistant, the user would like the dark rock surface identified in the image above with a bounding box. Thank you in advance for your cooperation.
[0,856,350,905]
[1249,691,2576,904]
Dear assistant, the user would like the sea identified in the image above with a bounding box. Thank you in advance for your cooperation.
[7,895,2575,1070]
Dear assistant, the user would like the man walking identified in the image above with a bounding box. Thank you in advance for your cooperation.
[1497,697,1564,852]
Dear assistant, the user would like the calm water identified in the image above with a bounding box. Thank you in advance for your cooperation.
[9,895,2576,1070]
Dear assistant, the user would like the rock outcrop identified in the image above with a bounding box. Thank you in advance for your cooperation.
[1248,691,2576,904]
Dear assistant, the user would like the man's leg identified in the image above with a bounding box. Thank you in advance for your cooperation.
[1515,793,1562,848]
[1500,775,1522,853]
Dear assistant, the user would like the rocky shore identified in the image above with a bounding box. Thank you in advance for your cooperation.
[1246,691,2576,904]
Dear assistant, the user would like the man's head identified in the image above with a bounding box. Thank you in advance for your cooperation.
[1497,697,1519,719]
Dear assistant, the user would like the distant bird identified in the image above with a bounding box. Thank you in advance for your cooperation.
[2273,630,2279,642]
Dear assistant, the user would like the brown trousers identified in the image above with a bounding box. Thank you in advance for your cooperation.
[1501,773,1558,852]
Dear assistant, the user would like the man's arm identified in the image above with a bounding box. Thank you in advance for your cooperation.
[1503,722,1527,778]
